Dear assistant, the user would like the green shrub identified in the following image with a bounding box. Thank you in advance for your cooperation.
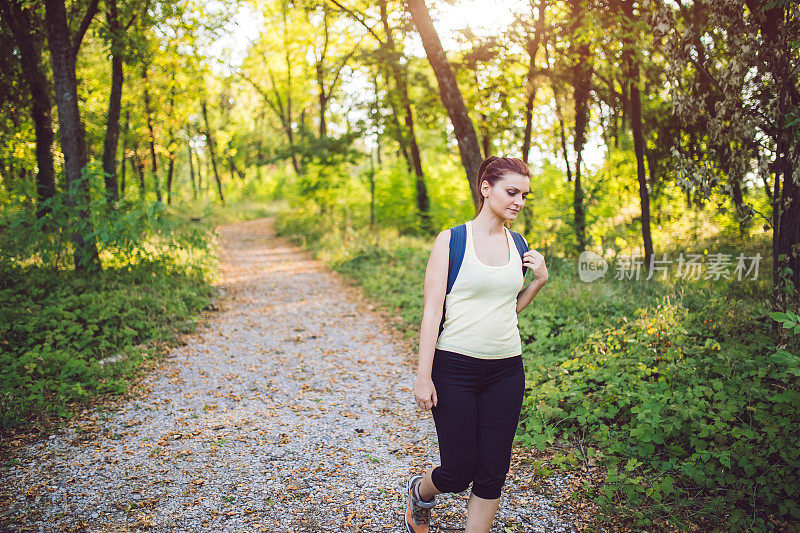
[519,295,799,529]
[0,179,219,431]
[0,258,213,430]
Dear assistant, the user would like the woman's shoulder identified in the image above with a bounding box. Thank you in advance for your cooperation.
[434,228,452,246]
[444,221,470,234]
[437,221,469,241]
[434,221,474,248]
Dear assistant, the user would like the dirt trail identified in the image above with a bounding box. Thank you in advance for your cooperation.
[0,217,578,532]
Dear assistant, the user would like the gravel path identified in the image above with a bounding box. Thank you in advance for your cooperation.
[1,217,578,532]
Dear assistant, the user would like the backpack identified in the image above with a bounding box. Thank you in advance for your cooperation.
[438,223,530,337]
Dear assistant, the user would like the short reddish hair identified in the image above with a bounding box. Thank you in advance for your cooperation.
[476,156,530,213]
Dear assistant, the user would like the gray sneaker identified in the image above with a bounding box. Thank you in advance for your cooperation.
[404,474,436,533]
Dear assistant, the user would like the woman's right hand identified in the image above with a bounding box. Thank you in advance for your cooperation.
[414,376,438,410]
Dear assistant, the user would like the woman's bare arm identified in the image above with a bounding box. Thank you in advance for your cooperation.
[516,247,548,314]
[414,230,449,409]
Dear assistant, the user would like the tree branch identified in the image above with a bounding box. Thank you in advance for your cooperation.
[324,0,384,44]
[72,0,100,58]
[124,0,150,30]
[267,70,289,127]
[593,70,623,103]
[326,46,358,101]
[234,66,283,122]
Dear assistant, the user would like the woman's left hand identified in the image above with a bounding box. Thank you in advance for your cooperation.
[523,249,548,282]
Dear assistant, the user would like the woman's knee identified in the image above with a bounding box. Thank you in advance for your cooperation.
[472,455,512,499]
[431,464,476,494]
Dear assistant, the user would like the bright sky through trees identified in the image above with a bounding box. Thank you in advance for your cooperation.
[211,0,529,69]
[433,0,528,39]
[204,0,604,170]
[206,1,263,73]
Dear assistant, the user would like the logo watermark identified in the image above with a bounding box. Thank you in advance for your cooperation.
[577,252,762,282]
[578,250,608,282]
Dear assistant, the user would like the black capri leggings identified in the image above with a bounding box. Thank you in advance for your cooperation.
[430,348,525,500]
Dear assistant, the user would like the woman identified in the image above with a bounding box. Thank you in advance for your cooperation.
[404,156,549,533]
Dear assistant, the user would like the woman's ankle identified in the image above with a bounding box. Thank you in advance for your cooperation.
[417,473,437,502]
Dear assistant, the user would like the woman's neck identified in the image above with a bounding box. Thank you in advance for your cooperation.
[472,209,506,236]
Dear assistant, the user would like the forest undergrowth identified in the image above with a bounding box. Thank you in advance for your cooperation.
[0,192,274,437]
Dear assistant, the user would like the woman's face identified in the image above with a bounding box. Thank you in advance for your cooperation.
[481,172,530,221]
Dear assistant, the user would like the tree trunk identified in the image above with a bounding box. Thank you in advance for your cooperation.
[773,139,800,311]
[133,148,145,199]
[369,152,376,229]
[385,93,412,171]
[521,66,537,164]
[480,113,490,158]
[187,127,196,200]
[408,98,432,232]
[228,156,245,181]
[282,4,301,175]
[521,0,546,164]
[569,0,591,252]
[573,157,587,253]
[317,62,328,139]
[406,0,482,209]
[120,110,129,195]
[43,0,100,271]
[195,150,203,194]
[740,0,800,311]
[621,0,653,268]
[629,81,653,266]
[166,154,175,205]
[379,0,431,231]
[100,0,122,204]
[551,79,573,182]
[287,125,301,174]
[546,44,573,183]
[164,77,177,206]
[0,0,57,216]
[730,179,749,237]
[202,101,225,203]
[141,64,161,202]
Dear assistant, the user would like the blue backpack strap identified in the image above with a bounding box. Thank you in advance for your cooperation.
[439,224,466,337]
[447,224,467,294]
[509,229,530,279]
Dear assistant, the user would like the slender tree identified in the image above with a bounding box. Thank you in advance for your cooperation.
[186,125,196,200]
[406,0,483,208]
[43,0,101,271]
[378,0,431,231]
[567,0,592,252]
[101,0,123,203]
[546,43,573,182]
[0,0,56,215]
[100,0,142,204]
[141,62,162,202]
[120,111,130,195]
[620,0,653,267]
[201,100,224,203]
[520,0,546,164]
[309,3,357,140]
[165,89,177,204]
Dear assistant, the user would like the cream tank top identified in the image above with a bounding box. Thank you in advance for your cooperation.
[435,220,524,359]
